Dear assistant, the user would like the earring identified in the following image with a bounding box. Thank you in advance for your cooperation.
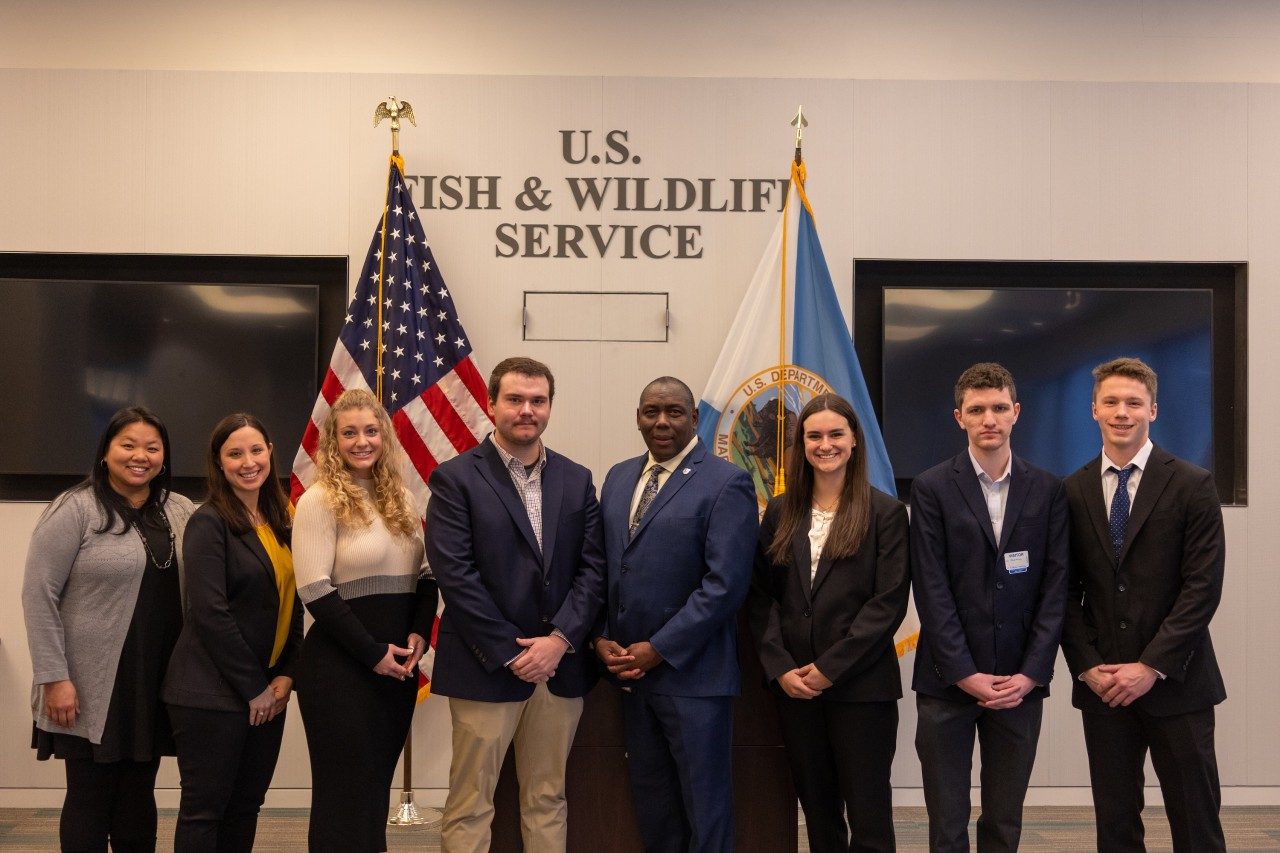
[160,465,167,474]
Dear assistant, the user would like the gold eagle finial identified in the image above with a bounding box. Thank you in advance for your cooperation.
[374,97,417,154]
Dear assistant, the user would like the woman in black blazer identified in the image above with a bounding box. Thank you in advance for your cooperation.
[748,393,911,853]
[162,413,303,853]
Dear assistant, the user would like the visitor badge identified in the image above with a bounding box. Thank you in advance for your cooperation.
[1003,551,1030,574]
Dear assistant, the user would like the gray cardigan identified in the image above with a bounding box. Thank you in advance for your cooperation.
[22,486,195,744]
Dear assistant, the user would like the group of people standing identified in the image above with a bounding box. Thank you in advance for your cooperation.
[23,390,434,853]
[22,352,1225,853]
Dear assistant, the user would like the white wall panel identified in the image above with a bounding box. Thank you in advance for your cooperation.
[853,80,1052,260]
[1049,82,1248,261]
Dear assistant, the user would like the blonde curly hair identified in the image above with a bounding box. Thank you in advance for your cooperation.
[314,389,419,537]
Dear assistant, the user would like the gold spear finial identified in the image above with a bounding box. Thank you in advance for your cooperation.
[374,96,417,155]
[791,105,808,164]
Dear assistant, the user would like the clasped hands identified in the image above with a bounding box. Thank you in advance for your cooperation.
[509,634,569,683]
[372,632,429,681]
[594,638,663,680]
[777,664,834,699]
[1082,661,1158,707]
[956,672,1037,709]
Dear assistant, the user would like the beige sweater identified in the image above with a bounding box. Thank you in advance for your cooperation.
[292,481,425,605]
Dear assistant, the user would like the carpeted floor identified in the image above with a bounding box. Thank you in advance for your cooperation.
[1,805,1278,850]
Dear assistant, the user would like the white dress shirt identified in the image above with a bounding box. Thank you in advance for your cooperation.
[968,449,1013,542]
[1101,439,1155,517]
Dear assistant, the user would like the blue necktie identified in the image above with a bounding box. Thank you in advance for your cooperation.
[1109,465,1135,562]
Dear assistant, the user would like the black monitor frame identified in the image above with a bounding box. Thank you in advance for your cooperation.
[0,252,349,501]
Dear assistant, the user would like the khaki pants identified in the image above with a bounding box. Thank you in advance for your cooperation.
[441,683,584,853]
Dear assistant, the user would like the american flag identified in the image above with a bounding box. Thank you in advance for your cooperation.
[290,157,491,696]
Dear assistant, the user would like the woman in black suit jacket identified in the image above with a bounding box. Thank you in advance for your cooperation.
[163,413,303,853]
[748,393,911,853]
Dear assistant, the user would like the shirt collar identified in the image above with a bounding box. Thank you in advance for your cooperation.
[968,448,1012,485]
[646,435,699,474]
[1101,439,1154,475]
[489,432,547,475]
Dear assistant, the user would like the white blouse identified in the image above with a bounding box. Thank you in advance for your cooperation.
[808,507,835,581]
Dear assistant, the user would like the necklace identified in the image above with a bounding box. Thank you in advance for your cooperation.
[132,507,176,571]
[812,498,839,513]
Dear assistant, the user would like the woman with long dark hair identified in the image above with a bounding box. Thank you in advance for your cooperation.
[162,413,303,852]
[23,406,194,853]
[292,388,438,852]
[748,393,911,853]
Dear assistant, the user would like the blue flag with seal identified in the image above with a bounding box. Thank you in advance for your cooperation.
[697,157,896,503]
[697,153,917,657]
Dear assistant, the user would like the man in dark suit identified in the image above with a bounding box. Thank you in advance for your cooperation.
[426,356,606,853]
[1061,357,1226,853]
[910,363,1068,853]
[593,376,758,853]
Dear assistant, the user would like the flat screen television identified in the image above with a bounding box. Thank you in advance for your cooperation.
[853,261,1246,504]
[1,254,348,500]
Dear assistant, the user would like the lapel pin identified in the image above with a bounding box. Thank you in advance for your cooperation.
[682,468,691,475]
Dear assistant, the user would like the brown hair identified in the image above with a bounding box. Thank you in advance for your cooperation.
[954,362,1017,409]
[314,389,418,536]
[204,413,291,543]
[1092,357,1158,404]
[487,356,555,402]
[766,394,872,566]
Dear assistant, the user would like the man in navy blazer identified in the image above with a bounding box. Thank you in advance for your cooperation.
[593,376,758,853]
[910,363,1068,853]
[426,357,605,853]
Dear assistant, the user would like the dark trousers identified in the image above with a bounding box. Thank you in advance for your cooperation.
[1081,705,1224,853]
[168,704,286,853]
[621,690,735,853]
[778,697,898,853]
[60,756,161,853]
[296,628,417,853]
[914,693,1042,853]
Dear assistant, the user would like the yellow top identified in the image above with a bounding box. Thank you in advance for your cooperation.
[255,523,296,668]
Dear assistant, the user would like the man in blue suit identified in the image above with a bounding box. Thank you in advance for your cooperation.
[910,363,1068,853]
[593,376,758,853]
[427,356,606,853]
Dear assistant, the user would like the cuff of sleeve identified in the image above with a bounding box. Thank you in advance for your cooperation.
[551,628,574,654]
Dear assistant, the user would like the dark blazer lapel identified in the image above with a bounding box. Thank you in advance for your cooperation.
[996,455,1030,554]
[476,443,543,566]
[613,454,647,546]
[539,454,565,573]
[952,454,997,553]
[1119,446,1174,566]
[239,526,278,592]
[792,515,815,603]
[1079,456,1113,559]
[629,442,703,543]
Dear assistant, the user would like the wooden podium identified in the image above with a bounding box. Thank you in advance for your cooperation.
[491,614,797,851]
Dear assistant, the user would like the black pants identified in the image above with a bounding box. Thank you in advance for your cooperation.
[1081,705,1224,853]
[296,626,417,853]
[60,756,161,853]
[915,694,1042,853]
[168,704,286,853]
[778,697,898,853]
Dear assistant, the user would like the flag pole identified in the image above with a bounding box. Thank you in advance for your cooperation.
[372,95,440,830]
[774,106,809,496]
